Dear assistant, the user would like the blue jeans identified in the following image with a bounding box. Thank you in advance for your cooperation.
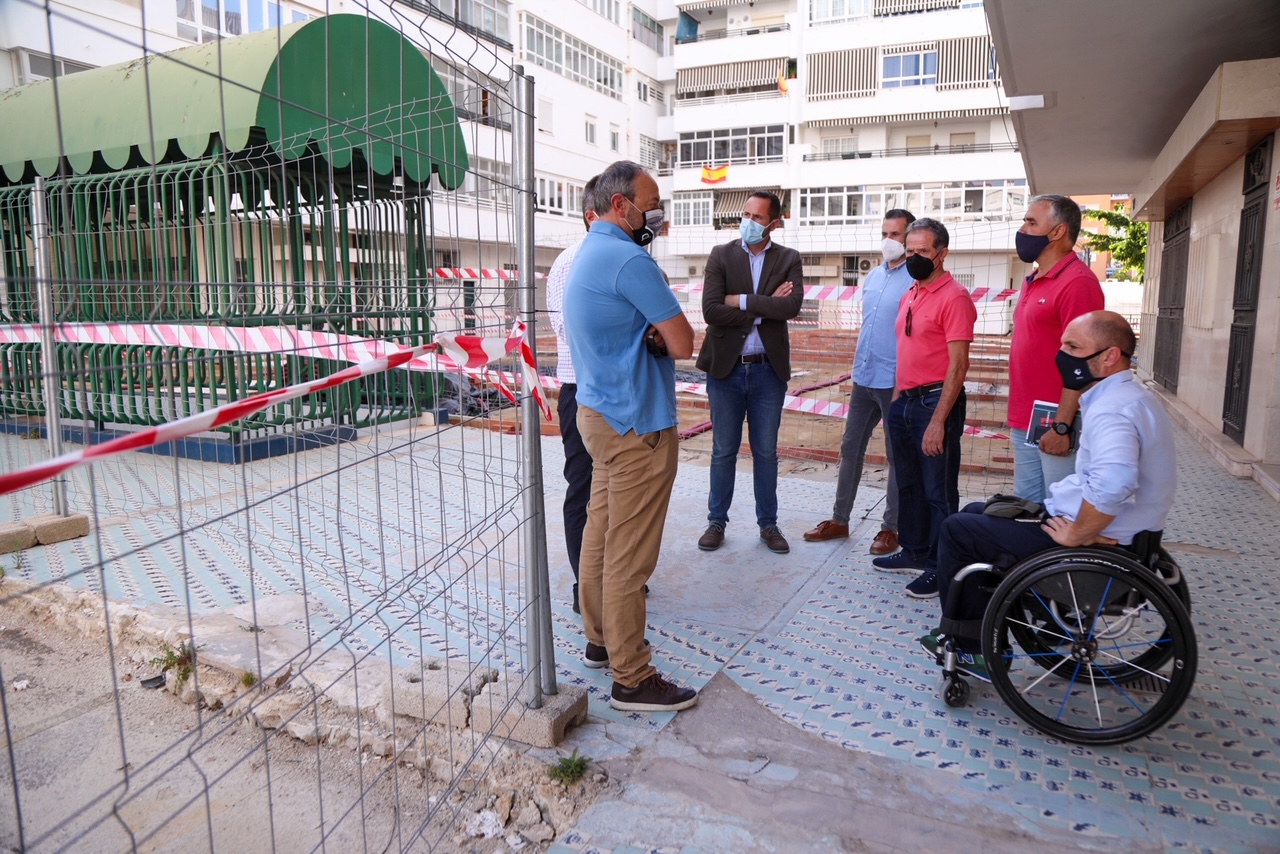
[887,389,966,565]
[706,361,787,529]
[1011,426,1077,504]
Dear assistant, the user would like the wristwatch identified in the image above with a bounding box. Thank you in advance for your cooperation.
[1052,421,1072,436]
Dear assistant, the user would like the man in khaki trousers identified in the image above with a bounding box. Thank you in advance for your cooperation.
[564,160,698,712]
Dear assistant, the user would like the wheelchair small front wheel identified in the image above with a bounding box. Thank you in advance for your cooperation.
[943,675,970,707]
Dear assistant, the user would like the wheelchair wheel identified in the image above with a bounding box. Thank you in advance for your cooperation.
[1002,548,1190,685]
[981,556,1196,745]
[943,675,970,707]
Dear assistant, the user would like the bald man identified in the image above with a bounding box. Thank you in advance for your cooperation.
[922,311,1176,674]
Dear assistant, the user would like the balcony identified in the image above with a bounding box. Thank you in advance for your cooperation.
[675,22,790,44]
[803,141,1018,161]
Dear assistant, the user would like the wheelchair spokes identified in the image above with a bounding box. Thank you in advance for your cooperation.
[983,559,1196,746]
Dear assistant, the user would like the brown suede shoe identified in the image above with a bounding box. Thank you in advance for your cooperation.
[802,520,849,542]
[760,526,790,554]
[869,529,900,556]
[698,522,726,551]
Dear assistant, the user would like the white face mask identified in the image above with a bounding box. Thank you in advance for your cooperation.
[881,237,906,262]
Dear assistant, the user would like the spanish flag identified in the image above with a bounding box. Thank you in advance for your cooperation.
[701,164,728,184]
[778,69,789,95]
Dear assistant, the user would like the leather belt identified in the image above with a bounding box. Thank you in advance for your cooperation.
[740,353,769,364]
[901,381,945,398]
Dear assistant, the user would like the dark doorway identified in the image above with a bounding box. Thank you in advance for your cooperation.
[1222,138,1272,445]
[1153,200,1192,392]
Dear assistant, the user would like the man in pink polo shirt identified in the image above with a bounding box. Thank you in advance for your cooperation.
[871,218,977,599]
[1009,195,1105,502]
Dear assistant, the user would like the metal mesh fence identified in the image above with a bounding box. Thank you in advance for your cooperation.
[0,2,568,850]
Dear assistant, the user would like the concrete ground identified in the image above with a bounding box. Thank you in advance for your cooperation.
[2,405,1278,853]
[543,424,1280,854]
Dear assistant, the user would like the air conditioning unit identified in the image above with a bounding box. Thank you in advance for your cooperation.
[688,265,700,276]
[859,257,874,272]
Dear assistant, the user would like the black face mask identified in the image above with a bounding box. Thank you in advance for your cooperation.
[904,253,936,281]
[1055,348,1108,391]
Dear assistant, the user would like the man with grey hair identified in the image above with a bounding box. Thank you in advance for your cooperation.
[564,160,698,712]
[547,176,599,614]
[1009,194,1105,503]
[871,218,976,600]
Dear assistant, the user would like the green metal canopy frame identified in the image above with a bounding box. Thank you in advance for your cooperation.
[0,14,469,188]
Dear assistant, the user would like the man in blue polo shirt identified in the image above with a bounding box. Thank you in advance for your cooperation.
[564,160,698,713]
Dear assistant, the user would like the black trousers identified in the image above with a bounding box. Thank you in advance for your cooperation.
[936,502,1057,622]
[557,383,593,581]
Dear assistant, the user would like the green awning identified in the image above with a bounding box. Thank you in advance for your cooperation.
[0,14,469,188]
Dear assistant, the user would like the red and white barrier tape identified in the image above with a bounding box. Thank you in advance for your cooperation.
[0,322,550,497]
[525,373,1008,439]
[431,268,545,280]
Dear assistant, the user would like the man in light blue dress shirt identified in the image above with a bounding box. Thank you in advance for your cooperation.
[931,310,1177,621]
[803,209,916,556]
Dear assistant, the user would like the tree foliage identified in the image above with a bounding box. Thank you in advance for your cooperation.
[1081,207,1148,281]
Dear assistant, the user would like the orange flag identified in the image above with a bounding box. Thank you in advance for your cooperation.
[701,164,728,184]
[778,69,789,94]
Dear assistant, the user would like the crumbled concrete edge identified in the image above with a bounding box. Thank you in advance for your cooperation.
[0,513,90,553]
[0,578,588,767]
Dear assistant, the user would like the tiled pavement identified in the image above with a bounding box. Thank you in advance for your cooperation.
[3,415,1278,852]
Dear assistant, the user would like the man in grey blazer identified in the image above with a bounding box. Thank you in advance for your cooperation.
[695,190,804,554]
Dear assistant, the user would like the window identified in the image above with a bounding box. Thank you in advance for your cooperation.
[579,0,620,24]
[821,136,860,155]
[537,98,553,133]
[949,132,976,149]
[184,0,310,39]
[632,8,664,54]
[18,50,93,84]
[455,0,511,41]
[176,0,223,41]
[639,135,661,170]
[450,157,512,207]
[905,134,932,150]
[882,50,937,87]
[637,80,650,102]
[610,125,620,152]
[535,175,587,216]
[524,15,625,99]
[673,192,713,227]
[677,126,786,167]
[798,179,1028,225]
[585,117,597,144]
[431,56,511,128]
[810,0,873,25]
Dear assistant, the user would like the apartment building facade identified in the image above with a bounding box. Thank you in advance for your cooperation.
[1,0,1029,325]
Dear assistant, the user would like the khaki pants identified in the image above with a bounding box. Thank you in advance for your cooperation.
[576,405,679,688]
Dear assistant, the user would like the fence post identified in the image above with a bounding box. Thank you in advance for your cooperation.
[513,66,556,707]
[31,177,68,518]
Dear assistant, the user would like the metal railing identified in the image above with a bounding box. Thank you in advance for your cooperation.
[674,88,786,108]
[803,142,1019,161]
[675,22,790,44]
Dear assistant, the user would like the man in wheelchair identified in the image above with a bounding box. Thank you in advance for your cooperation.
[923,310,1177,681]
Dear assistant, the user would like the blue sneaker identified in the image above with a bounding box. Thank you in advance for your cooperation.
[905,570,940,599]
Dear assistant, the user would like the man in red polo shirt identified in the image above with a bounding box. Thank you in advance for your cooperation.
[871,218,977,599]
[1008,195,1105,502]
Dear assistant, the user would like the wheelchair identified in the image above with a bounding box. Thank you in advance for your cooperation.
[930,531,1196,746]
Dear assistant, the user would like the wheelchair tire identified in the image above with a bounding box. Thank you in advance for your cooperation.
[981,555,1196,745]
[943,675,970,707]
[1002,548,1190,685]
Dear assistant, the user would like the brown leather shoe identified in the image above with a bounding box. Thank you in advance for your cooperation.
[869,529,900,556]
[698,522,726,551]
[760,526,790,554]
[802,520,849,542]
